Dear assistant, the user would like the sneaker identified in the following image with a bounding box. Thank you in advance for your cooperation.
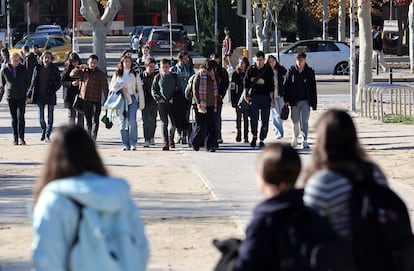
[169,142,175,149]
[144,140,150,148]
[276,134,283,139]
[19,138,26,145]
[162,145,169,151]
[303,141,310,149]
[259,141,265,148]
[291,137,298,147]
[13,139,18,145]
[45,135,51,143]
[122,146,129,151]
[130,145,136,151]
[150,138,155,145]
[208,147,216,152]
[40,132,46,141]
[217,138,223,144]
[250,137,257,147]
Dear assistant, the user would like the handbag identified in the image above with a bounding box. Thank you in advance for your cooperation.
[103,89,123,110]
[72,94,84,112]
[280,104,290,120]
[237,93,250,113]
[101,110,113,129]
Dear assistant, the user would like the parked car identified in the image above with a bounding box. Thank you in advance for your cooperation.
[35,25,64,36]
[129,25,145,53]
[266,40,350,75]
[138,26,159,51]
[146,28,188,54]
[10,34,71,64]
[161,23,193,51]
[12,23,39,46]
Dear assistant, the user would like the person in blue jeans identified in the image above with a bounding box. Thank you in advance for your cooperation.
[109,55,145,151]
[243,51,274,148]
[283,52,317,149]
[267,55,287,139]
[27,51,61,142]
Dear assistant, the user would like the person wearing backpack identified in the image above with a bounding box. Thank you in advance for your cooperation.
[32,125,149,271]
[304,109,414,271]
[233,143,354,271]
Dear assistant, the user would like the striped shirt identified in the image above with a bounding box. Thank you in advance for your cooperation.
[304,168,388,241]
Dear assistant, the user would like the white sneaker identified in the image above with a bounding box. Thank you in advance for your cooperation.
[122,146,129,151]
[144,141,150,148]
[291,137,298,147]
[130,145,136,151]
[303,141,310,149]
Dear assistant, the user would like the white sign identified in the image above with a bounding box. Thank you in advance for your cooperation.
[383,20,399,32]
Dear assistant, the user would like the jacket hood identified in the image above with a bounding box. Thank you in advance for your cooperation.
[42,172,131,212]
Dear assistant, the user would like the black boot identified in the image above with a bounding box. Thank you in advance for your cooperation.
[236,130,241,142]
[40,131,46,141]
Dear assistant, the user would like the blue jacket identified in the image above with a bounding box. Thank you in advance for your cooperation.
[32,172,149,271]
[235,189,304,271]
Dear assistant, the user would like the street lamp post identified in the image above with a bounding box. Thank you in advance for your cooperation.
[72,0,79,53]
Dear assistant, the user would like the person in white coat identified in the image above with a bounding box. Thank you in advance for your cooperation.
[32,125,149,271]
[109,55,145,150]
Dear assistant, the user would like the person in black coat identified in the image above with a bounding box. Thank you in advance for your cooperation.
[61,52,84,127]
[283,52,317,149]
[230,56,250,143]
[27,51,61,142]
[0,53,28,145]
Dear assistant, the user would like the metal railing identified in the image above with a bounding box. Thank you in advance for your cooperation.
[360,82,414,122]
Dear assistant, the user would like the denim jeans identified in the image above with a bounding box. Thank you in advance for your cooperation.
[249,94,271,141]
[37,102,54,135]
[271,96,285,138]
[120,95,138,148]
[142,102,158,142]
[290,100,310,141]
[8,98,26,140]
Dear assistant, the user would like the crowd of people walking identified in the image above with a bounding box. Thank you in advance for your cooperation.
[0,40,319,152]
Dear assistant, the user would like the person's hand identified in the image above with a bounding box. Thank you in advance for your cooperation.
[271,99,275,108]
[158,99,166,104]
[285,101,290,106]
[78,64,88,71]
[26,97,30,103]
[72,80,80,86]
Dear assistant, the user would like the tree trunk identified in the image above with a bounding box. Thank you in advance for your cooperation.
[409,3,414,73]
[338,0,346,41]
[356,0,373,102]
[80,0,121,73]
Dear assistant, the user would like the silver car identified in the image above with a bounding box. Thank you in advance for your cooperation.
[146,28,187,54]
[266,40,350,75]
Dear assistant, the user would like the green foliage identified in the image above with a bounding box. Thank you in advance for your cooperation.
[383,115,414,124]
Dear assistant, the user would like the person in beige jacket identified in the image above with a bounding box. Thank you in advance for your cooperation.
[109,55,144,150]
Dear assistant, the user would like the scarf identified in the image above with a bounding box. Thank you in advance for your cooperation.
[197,71,218,113]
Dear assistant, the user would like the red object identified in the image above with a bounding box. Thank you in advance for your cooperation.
[147,40,157,46]
[175,40,186,46]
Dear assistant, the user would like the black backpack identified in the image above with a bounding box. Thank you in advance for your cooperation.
[276,205,356,271]
[345,168,414,271]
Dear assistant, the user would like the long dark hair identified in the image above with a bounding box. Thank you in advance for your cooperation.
[236,57,250,74]
[266,54,282,70]
[34,125,107,203]
[305,109,367,181]
[63,52,82,75]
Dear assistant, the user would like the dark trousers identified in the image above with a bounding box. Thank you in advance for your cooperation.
[158,102,176,144]
[249,94,271,141]
[142,102,158,141]
[214,103,223,141]
[190,106,216,150]
[8,98,26,140]
[236,108,249,140]
[83,100,101,140]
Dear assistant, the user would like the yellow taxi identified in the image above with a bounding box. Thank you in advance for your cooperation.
[9,34,72,64]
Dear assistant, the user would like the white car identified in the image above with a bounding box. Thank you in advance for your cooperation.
[266,40,350,75]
